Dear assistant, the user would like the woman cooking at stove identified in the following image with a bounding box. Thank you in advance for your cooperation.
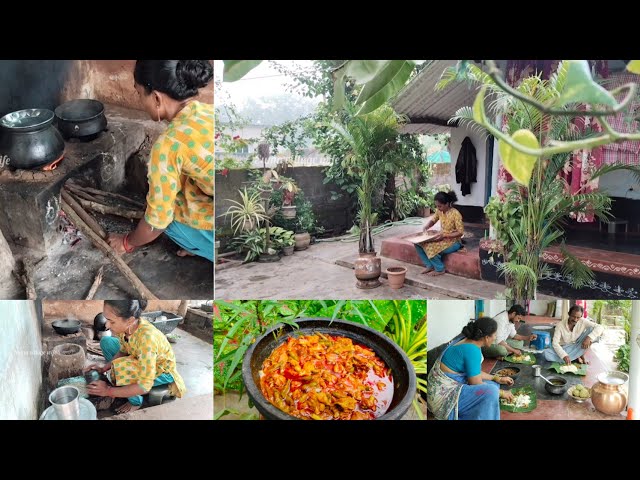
[85,299,186,414]
[107,60,214,262]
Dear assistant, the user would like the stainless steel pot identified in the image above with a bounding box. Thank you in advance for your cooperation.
[0,109,65,169]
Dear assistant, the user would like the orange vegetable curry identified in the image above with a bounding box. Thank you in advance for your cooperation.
[259,333,393,420]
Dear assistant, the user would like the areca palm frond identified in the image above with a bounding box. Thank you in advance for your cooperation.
[449,106,492,136]
[589,163,640,184]
[559,242,596,288]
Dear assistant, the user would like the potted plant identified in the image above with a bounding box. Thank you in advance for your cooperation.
[293,196,315,251]
[282,237,295,256]
[220,188,267,235]
[331,104,406,289]
[278,176,299,219]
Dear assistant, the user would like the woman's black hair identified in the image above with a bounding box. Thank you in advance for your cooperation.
[434,190,458,205]
[104,299,149,319]
[134,60,213,100]
[461,317,498,340]
[568,305,584,316]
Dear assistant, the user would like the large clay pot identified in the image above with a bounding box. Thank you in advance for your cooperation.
[386,266,407,289]
[354,251,381,289]
[294,232,310,251]
[591,371,629,416]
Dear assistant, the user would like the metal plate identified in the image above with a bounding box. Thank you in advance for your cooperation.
[0,109,54,129]
[39,397,97,420]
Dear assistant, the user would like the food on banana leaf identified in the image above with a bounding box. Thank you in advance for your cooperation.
[259,333,393,420]
[559,364,579,374]
[501,393,531,408]
[510,354,532,362]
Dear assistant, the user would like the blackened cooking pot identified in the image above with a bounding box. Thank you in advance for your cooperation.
[55,99,107,139]
[52,319,81,335]
[0,109,65,169]
[241,318,416,420]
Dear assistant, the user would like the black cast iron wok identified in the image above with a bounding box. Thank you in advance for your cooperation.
[54,99,107,138]
[241,318,416,420]
[52,319,81,335]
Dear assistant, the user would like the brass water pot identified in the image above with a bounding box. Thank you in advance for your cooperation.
[591,371,629,416]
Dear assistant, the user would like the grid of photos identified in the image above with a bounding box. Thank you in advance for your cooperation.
[0,60,214,420]
[213,59,640,421]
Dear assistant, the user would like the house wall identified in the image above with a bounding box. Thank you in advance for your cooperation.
[43,300,183,323]
[0,301,42,420]
[448,126,488,207]
[427,300,476,351]
[61,60,213,110]
[0,60,212,118]
[600,170,640,200]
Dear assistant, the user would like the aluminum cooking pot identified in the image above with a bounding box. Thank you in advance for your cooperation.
[0,108,65,169]
[55,99,107,139]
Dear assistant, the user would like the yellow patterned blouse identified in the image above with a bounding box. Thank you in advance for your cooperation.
[422,208,464,259]
[145,101,214,231]
[111,318,186,398]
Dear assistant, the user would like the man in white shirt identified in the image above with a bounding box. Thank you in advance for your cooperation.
[543,305,604,365]
[482,305,537,359]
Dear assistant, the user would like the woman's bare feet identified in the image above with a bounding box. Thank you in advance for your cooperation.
[115,402,141,414]
[420,268,434,275]
[427,270,445,276]
[177,249,195,257]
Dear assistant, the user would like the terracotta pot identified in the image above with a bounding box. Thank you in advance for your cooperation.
[354,251,381,289]
[418,207,432,218]
[282,245,294,256]
[386,266,407,289]
[281,205,297,219]
[294,232,310,250]
[242,219,255,232]
[591,371,628,416]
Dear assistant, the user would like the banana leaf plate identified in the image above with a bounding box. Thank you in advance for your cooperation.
[504,353,537,365]
[548,363,588,376]
[499,385,537,413]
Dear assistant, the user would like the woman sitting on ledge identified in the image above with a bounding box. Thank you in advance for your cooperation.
[414,191,464,276]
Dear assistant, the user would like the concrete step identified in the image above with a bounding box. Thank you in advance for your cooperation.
[380,234,481,279]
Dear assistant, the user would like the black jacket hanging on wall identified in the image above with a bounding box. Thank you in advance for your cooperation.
[455,136,477,196]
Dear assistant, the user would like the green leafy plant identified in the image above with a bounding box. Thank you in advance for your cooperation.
[442,61,640,300]
[220,188,267,235]
[615,344,630,373]
[229,229,264,263]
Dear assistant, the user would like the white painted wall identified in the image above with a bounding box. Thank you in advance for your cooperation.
[485,300,507,318]
[599,170,640,200]
[448,126,487,207]
[0,301,42,420]
[428,300,476,351]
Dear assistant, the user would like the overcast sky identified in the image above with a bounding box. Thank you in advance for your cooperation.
[214,60,317,106]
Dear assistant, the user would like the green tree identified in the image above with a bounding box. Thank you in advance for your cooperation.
[440,61,640,300]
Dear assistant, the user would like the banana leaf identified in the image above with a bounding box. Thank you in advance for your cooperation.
[548,363,588,376]
[499,385,537,413]
[504,353,537,365]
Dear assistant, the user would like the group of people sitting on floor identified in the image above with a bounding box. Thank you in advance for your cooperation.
[427,304,604,420]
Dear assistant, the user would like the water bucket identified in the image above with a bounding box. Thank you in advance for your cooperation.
[531,330,551,350]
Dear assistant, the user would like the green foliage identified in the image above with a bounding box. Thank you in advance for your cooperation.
[615,344,630,373]
[446,61,637,299]
[222,60,262,82]
[219,188,267,236]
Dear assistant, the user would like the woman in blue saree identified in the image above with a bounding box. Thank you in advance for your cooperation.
[427,317,515,420]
